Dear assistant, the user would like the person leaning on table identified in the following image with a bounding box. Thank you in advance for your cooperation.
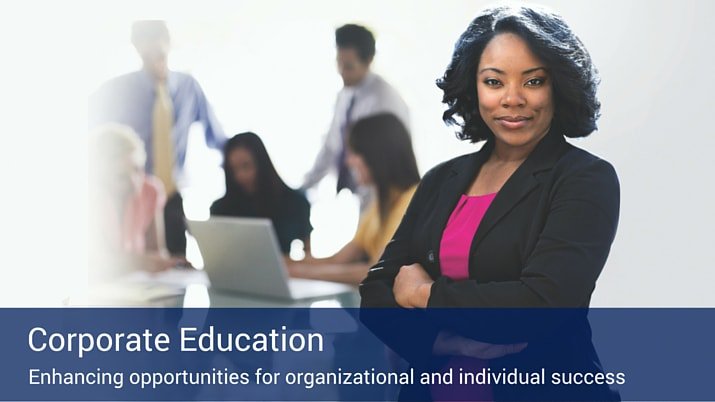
[288,113,419,285]
[89,123,188,276]
[360,5,620,402]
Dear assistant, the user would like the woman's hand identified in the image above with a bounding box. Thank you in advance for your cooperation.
[141,253,189,272]
[284,259,307,277]
[433,330,528,359]
[393,263,434,308]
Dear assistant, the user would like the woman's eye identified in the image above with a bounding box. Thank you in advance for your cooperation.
[526,78,545,86]
[483,78,501,87]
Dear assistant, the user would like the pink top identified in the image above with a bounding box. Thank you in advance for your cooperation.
[102,176,166,253]
[121,176,166,252]
[439,193,497,280]
[431,192,496,402]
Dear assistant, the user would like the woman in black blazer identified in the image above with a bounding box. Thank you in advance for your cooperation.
[360,5,620,401]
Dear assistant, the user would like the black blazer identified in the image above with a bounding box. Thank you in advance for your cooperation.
[359,127,620,401]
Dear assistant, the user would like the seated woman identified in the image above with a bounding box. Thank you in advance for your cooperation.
[90,123,185,274]
[287,113,420,285]
[211,132,312,256]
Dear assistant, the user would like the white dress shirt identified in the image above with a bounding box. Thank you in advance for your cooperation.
[302,71,410,190]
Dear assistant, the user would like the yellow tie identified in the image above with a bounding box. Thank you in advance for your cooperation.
[152,83,176,196]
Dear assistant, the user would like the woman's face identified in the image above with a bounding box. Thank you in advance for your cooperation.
[107,152,144,199]
[346,149,372,186]
[476,33,554,150]
[228,147,257,194]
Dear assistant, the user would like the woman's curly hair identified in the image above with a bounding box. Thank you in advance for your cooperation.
[437,5,601,142]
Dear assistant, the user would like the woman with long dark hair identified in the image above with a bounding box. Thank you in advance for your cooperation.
[288,113,420,284]
[210,132,312,255]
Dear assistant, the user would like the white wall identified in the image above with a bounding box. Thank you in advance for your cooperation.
[0,0,712,306]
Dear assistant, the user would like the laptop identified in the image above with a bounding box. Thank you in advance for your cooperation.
[186,216,355,300]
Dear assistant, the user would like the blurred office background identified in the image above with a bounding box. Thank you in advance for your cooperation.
[1,0,714,306]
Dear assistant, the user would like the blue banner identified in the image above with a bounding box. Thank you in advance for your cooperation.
[0,308,713,401]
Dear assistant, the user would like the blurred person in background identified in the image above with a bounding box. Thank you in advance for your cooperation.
[89,20,226,257]
[289,113,419,284]
[301,24,410,209]
[211,132,312,256]
[89,124,187,275]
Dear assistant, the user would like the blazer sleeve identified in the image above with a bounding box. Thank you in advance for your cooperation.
[359,165,445,369]
[426,158,620,342]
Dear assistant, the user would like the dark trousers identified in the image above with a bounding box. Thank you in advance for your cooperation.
[164,192,186,256]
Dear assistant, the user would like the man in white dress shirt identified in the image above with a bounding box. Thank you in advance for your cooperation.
[302,24,410,204]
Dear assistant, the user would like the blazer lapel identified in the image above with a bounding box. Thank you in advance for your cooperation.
[427,141,494,277]
[470,128,567,254]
